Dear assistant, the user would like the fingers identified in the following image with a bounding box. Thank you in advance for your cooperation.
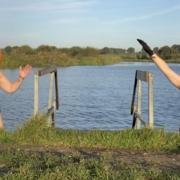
[22,64,32,72]
[19,64,32,79]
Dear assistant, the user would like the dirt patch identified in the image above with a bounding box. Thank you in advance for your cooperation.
[0,144,179,172]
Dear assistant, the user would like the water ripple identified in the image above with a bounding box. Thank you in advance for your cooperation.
[1,63,180,132]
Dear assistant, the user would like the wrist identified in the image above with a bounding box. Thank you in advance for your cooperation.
[151,53,157,59]
[18,75,24,81]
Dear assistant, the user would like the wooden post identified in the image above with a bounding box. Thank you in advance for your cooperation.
[52,100,56,127]
[48,73,54,109]
[34,74,39,115]
[131,71,137,115]
[136,79,142,129]
[33,67,59,127]
[148,73,154,128]
[54,70,59,110]
[47,73,54,126]
[131,70,154,129]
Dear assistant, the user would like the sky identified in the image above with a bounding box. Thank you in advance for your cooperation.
[0,0,180,50]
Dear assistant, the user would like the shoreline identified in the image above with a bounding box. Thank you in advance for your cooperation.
[0,59,180,69]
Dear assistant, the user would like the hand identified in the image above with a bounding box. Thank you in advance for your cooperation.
[137,39,154,56]
[19,64,32,79]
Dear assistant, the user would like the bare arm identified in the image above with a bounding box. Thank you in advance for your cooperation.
[151,54,180,89]
[0,65,32,93]
[137,39,180,89]
[0,73,23,93]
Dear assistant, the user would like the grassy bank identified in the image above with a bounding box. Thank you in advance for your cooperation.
[2,45,180,68]
[2,55,180,69]
[0,115,179,151]
[0,149,179,179]
[0,115,179,179]
[1,54,125,69]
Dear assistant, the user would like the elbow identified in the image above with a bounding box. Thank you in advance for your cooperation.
[5,86,16,94]
[6,89,15,94]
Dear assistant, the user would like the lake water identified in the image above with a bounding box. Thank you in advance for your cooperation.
[0,63,180,132]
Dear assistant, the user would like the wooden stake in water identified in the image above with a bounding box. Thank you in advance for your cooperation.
[131,70,154,129]
[148,73,154,128]
[136,79,142,129]
[48,73,55,126]
[34,74,39,115]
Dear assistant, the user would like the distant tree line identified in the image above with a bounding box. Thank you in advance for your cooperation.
[1,44,180,68]
[4,44,180,58]
[137,45,180,61]
[3,45,136,56]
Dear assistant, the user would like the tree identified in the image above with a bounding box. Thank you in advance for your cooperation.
[4,46,12,54]
[171,45,180,58]
[158,46,172,59]
[171,45,180,53]
[81,47,99,57]
[36,45,57,52]
[153,47,159,54]
[100,47,113,54]
[18,45,34,54]
[127,47,135,54]
[69,47,82,56]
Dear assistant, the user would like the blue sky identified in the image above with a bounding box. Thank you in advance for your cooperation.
[0,0,180,50]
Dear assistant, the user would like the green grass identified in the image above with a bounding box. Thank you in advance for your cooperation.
[0,150,179,180]
[1,53,180,69]
[0,54,124,69]
[0,115,179,179]
[0,115,179,152]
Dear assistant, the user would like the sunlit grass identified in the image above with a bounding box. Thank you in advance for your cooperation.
[0,150,179,180]
[0,115,179,152]
[0,115,179,179]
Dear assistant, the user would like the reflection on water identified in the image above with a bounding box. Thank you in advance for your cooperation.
[0,63,179,131]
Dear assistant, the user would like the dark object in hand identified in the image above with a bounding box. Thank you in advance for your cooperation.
[137,39,153,56]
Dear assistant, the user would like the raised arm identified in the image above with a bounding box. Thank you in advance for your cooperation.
[0,65,32,93]
[151,54,180,88]
[137,39,180,89]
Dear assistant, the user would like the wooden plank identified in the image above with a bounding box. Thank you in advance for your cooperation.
[136,70,149,82]
[48,73,54,109]
[132,112,146,128]
[54,71,59,110]
[132,114,136,128]
[136,80,142,129]
[47,106,54,115]
[148,73,154,128]
[38,67,57,77]
[135,113,146,126]
[131,71,138,115]
[34,74,39,115]
[47,106,54,127]
[131,70,154,129]
[34,66,59,127]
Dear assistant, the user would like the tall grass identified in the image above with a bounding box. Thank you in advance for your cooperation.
[0,115,179,152]
[0,54,124,69]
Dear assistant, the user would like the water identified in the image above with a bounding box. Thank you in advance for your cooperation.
[0,62,180,131]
